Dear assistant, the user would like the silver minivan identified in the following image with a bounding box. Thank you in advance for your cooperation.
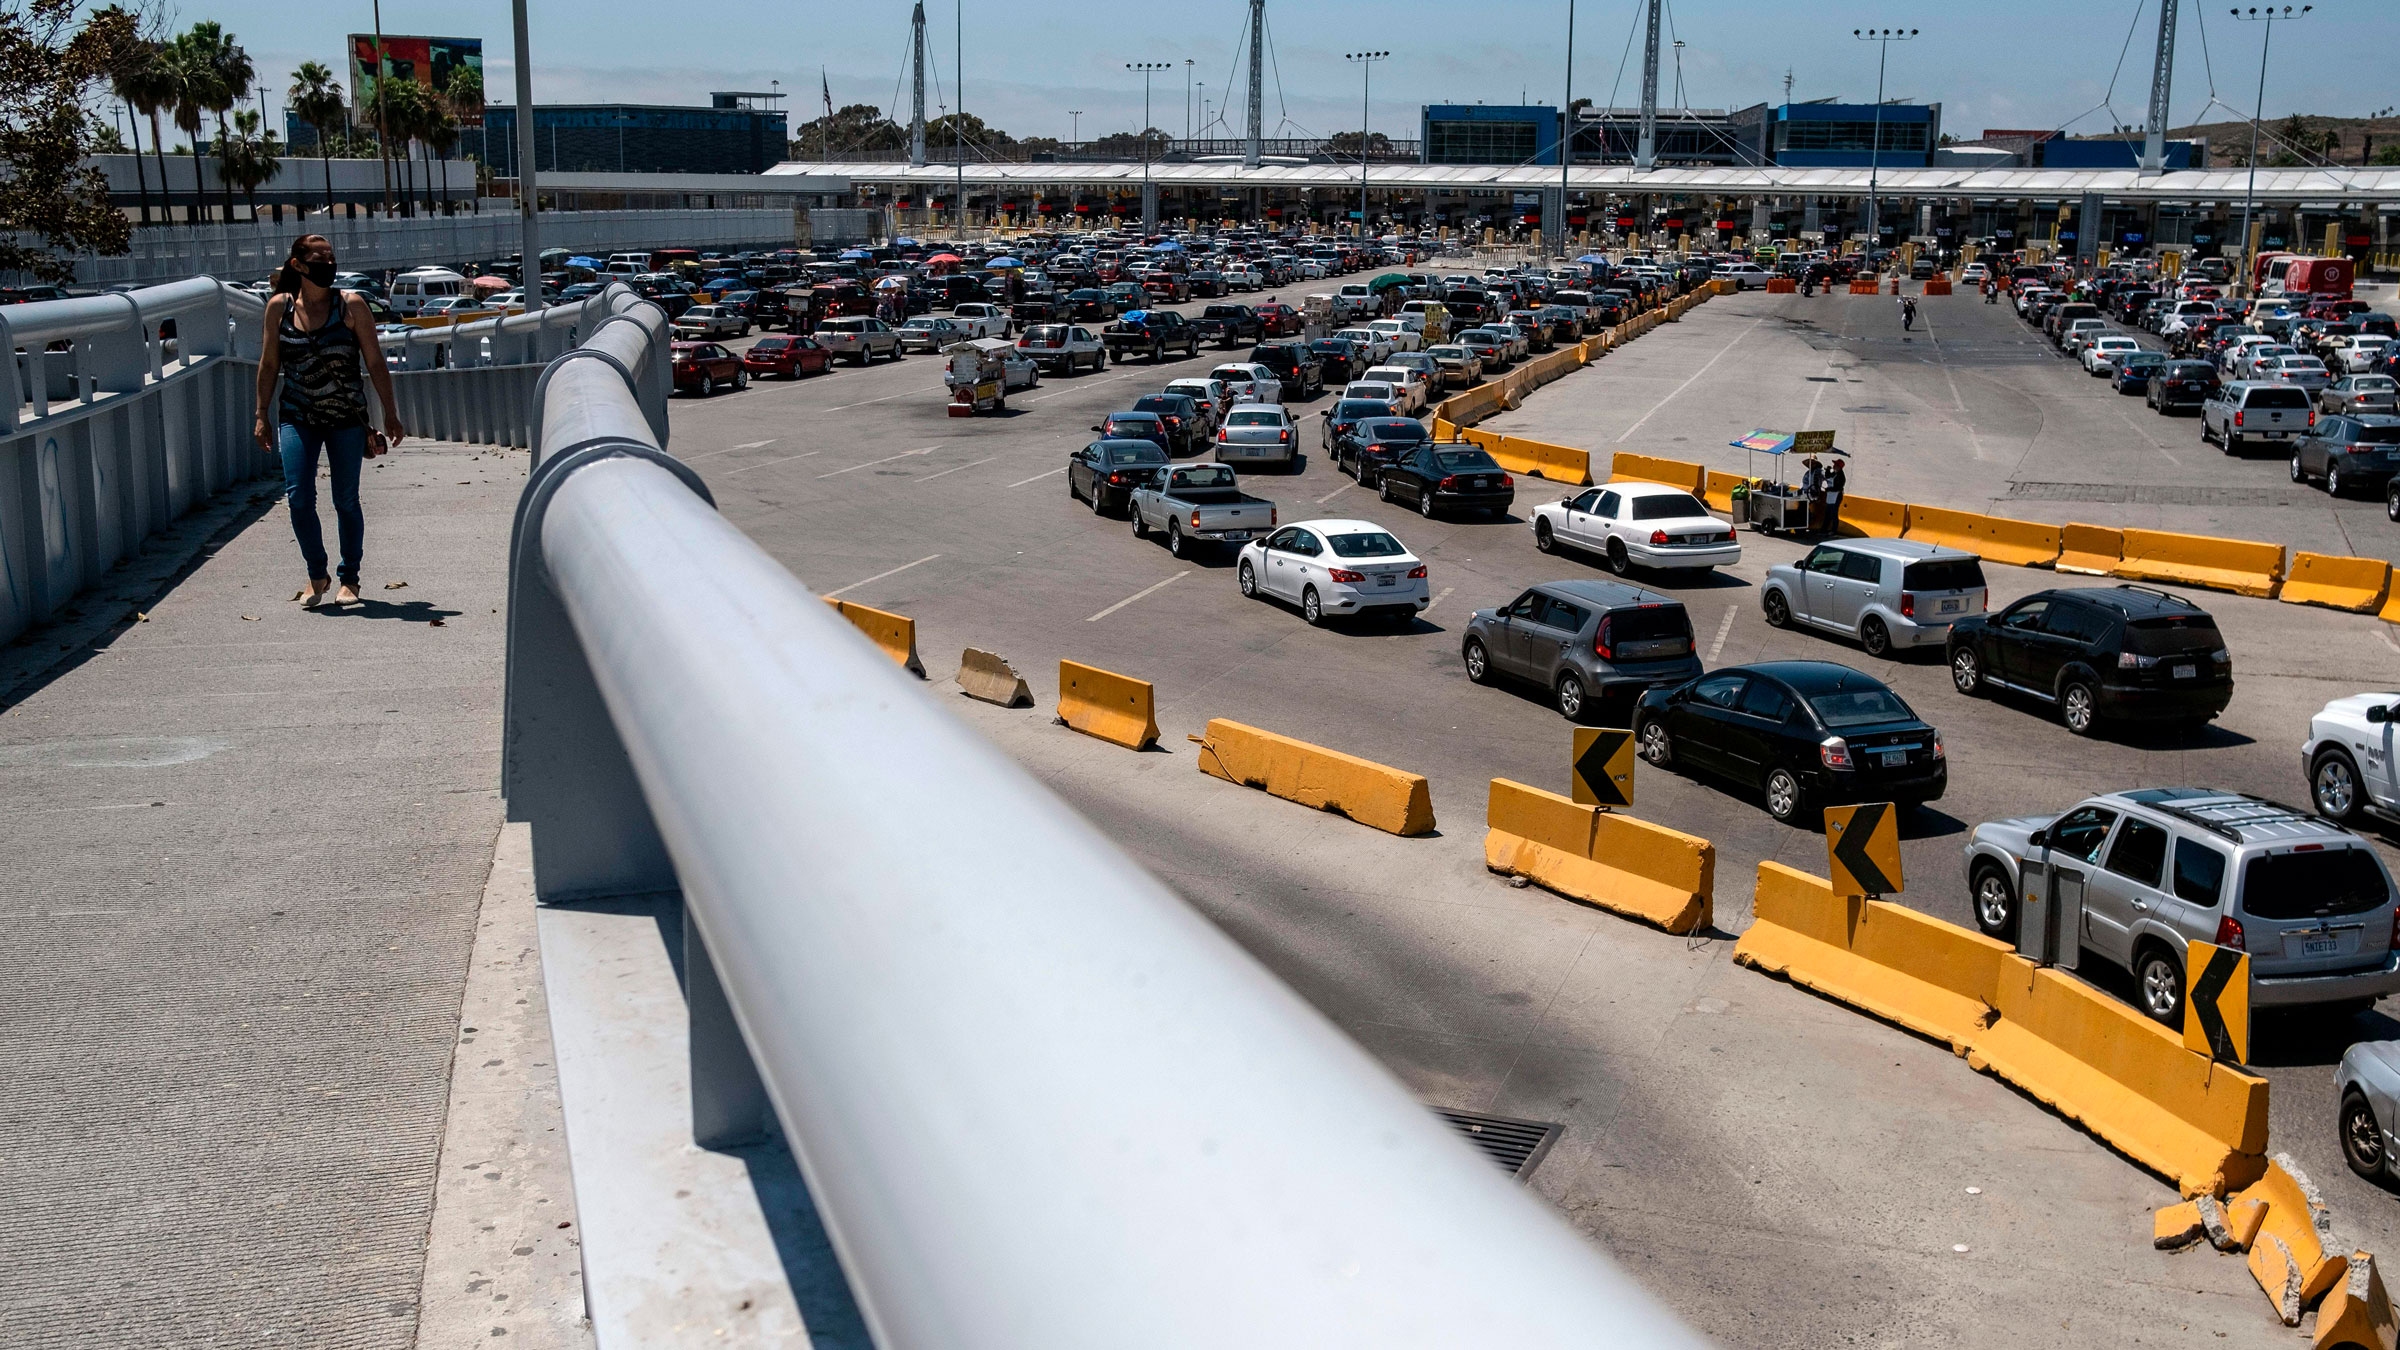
[1965,789,2400,1023]
[1760,539,1988,659]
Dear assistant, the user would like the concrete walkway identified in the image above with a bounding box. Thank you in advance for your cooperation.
[0,439,575,1346]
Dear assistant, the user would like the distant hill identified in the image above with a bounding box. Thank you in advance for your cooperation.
[2071,114,2400,166]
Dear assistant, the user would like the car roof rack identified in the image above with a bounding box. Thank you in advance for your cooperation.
[2108,583,2199,610]
[2136,791,2331,842]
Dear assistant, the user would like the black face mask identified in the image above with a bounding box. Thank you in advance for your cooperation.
[303,260,337,288]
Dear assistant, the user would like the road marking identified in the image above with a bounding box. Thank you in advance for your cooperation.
[817,445,942,478]
[823,385,944,412]
[1389,583,1454,638]
[724,450,821,474]
[822,554,941,599]
[683,437,778,462]
[1021,369,1142,403]
[1315,481,1353,505]
[1086,571,1188,622]
[1615,316,1767,443]
[2380,627,2400,660]
[917,455,999,482]
[1008,466,1066,487]
[1707,605,1739,662]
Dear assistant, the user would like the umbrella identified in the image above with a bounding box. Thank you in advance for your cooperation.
[1366,273,1410,294]
[926,252,964,264]
[470,275,509,288]
[1121,309,1149,323]
[1148,241,1185,251]
[1574,253,1608,264]
[986,256,1024,269]
[873,275,908,290]
[894,236,920,247]
[566,256,600,268]
[839,248,872,260]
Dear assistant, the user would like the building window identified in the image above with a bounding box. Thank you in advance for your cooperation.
[1779,119,1928,155]
[1428,119,1539,165]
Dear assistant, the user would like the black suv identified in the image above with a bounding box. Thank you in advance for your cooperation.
[1945,585,2232,736]
[1248,341,1326,401]
[2145,360,2218,413]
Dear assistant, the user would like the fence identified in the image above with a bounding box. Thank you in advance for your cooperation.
[501,288,1709,1345]
[382,288,659,449]
[0,278,264,645]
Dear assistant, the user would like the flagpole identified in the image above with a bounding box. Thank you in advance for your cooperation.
[820,67,832,164]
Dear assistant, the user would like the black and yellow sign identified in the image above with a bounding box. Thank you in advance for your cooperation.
[1789,429,1837,456]
[1824,801,1902,897]
[2182,940,2251,1064]
[1571,728,1635,808]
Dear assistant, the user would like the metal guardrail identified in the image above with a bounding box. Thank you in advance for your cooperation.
[504,287,1710,1345]
[0,277,265,644]
[381,287,661,449]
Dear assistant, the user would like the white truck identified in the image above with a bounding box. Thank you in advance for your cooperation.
[1128,461,1279,559]
[949,301,1013,339]
[2306,693,2400,826]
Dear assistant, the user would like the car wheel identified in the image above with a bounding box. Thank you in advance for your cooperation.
[2344,1092,2389,1181]
[1238,560,1259,598]
[1301,586,1324,626]
[1555,672,1590,723]
[2291,452,2308,483]
[1860,616,1892,659]
[2060,678,2098,736]
[1380,476,1396,503]
[1131,507,1148,540]
[1605,538,1632,575]
[1970,863,2017,940]
[1095,350,1108,371]
[1638,718,1672,766]
[1090,486,1107,516]
[2314,749,2366,824]
[2328,462,2347,497]
[2388,482,2400,523]
[1950,645,1986,696]
[1763,767,1809,824]
[1534,519,1556,553]
[1761,587,1792,629]
[1418,488,1437,519]
[733,369,748,390]
[1463,638,1492,684]
[2135,945,2184,1026]
[1166,519,1187,558]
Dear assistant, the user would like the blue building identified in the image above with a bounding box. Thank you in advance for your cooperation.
[286,95,787,175]
[1767,101,1941,168]
[2038,137,2204,169]
[1421,105,1561,166]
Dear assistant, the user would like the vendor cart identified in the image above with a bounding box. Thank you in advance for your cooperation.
[946,338,1013,416]
[1727,428,1844,536]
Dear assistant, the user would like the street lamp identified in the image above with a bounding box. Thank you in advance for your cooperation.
[1069,109,1083,150]
[1184,58,1195,146]
[1559,1,1576,263]
[1127,61,1171,236]
[1851,27,1918,269]
[614,113,637,172]
[1345,51,1389,241]
[2231,6,2311,296]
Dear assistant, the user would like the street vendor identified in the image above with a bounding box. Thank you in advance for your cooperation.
[1800,455,1825,535]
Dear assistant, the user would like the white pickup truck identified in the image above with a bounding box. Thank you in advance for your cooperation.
[949,301,1012,339]
[1128,462,1279,559]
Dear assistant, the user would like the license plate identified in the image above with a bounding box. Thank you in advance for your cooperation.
[1377,574,1396,588]
[1221,531,1251,542]
[2305,937,2341,957]
[1939,598,1962,613]
[2264,430,2290,439]
[2173,663,2196,679]
[1878,750,1907,768]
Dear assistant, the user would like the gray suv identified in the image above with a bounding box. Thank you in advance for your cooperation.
[1462,580,1702,723]
[1760,538,1988,659]
[1964,788,2400,1024]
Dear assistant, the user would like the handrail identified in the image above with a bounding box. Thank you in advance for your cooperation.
[506,286,1710,1346]
[1,276,259,432]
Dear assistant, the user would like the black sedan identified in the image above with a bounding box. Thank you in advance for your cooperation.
[1131,393,1208,455]
[1065,288,1112,322]
[2145,360,2219,412]
[1091,411,1173,458]
[1067,438,1169,515]
[1635,661,1947,825]
[1375,444,1515,519]
[1311,337,1367,385]
[1334,416,1431,485]
[1318,397,1400,452]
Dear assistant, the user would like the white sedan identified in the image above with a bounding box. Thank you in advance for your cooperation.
[1529,480,1741,575]
[2082,335,2143,375]
[1208,361,1281,406]
[1367,318,1425,351]
[1236,519,1430,626]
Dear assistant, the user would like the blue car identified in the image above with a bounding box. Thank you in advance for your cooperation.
[2112,351,2169,395]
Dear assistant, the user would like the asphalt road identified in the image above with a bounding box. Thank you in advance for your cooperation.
[659,286,2400,1343]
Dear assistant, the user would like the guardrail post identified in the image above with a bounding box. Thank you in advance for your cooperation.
[685,910,773,1147]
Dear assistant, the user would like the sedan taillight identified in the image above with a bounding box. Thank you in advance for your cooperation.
[1408,564,1427,579]
[1328,568,1366,583]
[1820,736,1853,770]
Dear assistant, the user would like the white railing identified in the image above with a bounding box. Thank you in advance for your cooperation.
[383,286,664,450]
[504,289,1713,1346]
[0,277,263,644]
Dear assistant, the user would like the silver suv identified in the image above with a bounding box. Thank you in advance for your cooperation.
[1760,538,1988,659]
[1964,789,2400,1024]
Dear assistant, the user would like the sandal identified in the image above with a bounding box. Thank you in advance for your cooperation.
[302,579,329,609]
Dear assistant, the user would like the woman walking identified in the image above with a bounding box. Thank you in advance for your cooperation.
[253,234,405,608]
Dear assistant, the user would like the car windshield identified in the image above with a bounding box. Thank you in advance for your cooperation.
[2122,614,2222,655]
[1368,423,1427,442]
[2240,848,2390,920]
[752,338,788,350]
[1227,410,1283,427]
[1172,465,1238,489]
[1629,493,1709,520]
[1328,531,1406,558]
[1133,397,1184,414]
[1104,443,1166,464]
[2357,377,2397,391]
[1805,686,1915,728]
[1433,450,1500,471]
[1334,400,1390,418]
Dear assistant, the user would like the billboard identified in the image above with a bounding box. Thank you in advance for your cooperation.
[349,34,484,121]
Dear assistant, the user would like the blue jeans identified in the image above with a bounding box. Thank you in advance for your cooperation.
[278,422,366,584]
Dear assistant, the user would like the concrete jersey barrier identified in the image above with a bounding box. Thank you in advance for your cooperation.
[1483,779,1714,934]
[1900,505,2062,568]
[1608,452,1706,494]
[1056,659,1161,750]
[1195,719,1436,836]
[2112,527,2286,599]
[1835,495,1909,539]
[956,647,1034,707]
[2056,523,2125,575]
[825,598,926,677]
[1735,861,2270,1197]
[2280,553,2391,613]
[1464,429,1594,486]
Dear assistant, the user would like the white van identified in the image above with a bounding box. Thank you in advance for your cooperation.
[605,252,650,276]
[388,266,466,317]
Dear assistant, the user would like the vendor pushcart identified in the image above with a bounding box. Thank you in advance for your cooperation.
[946,338,1015,415]
[1727,428,1844,536]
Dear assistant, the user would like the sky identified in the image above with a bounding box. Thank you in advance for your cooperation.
[127,1,2400,153]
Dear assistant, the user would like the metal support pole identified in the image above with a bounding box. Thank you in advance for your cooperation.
[1636,0,1661,169]
[1556,0,1576,259]
[513,0,541,311]
[2140,0,2179,175]
[1244,0,1265,170]
[2233,7,2308,291]
[1345,51,1388,240]
[1852,28,1918,267]
[910,1,928,168]
[955,0,965,239]
[1129,62,1171,236]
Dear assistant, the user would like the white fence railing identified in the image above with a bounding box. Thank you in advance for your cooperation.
[383,287,664,450]
[502,290,1713,1346]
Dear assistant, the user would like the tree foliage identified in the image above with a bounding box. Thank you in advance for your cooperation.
[790,102,905,156]
[0,0,139,281]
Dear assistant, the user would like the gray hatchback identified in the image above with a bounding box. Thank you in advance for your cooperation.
[1462,579,1703,722]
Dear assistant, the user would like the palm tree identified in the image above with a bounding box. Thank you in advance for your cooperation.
[223,110,280,223]
[288,62,347,220]
[109,42,171,224]
[162,37,222,226]
[368,79,425,217]
[426,105,460,216]
[180,23,255,224]
[443,67,485,195]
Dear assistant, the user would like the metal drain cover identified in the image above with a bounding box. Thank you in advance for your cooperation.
[1434,1109,1563,1182]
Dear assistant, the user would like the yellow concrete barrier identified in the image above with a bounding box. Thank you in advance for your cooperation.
[1056,659,1160,750]
[1736,861,2270,1197]
[1901,504,2062,568]
[2311,1252,2396,1349]
[1608,452,1705,493]
[2056,523,2124,575]
[824,598,926,677]
[956,647,1033,707]
[1703,469,1752,514]
[2113,527,2286,598]
[1835,494,1909,539]
[1484,779,1713,934]
[1469,431,1594,486]
[1195,718,1435,836]
[2233,1156,2346,1323]
[2281,553,2391,613]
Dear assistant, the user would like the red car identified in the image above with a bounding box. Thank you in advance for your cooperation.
[672,340,746,396]
[1255,303,1303,338]
[742,334,832,379]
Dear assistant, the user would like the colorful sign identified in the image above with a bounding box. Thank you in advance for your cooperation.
[349,34,484,117]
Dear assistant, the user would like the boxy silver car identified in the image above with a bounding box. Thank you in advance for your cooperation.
[1759,539,1988,659]
[1215,403,1300,470]
[1963,788,2400,1024]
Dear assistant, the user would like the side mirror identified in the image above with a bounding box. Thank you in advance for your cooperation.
[2371,705,2394,725]
[2028,828,2048,849]
[1090,424,1104,433]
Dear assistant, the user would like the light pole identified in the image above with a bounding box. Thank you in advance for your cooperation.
[1851,27,1917,268]
[1560,0,1576,263]
[2232,6,2310,295]
[615,114,636,172]
[1184,58,1195,146]
[512,0,540,309]
[1127,62,1170,235]
[1069,109,1082,150]
[1345,51,1389,240]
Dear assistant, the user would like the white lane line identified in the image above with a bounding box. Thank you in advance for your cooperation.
[822,554,942,600]
[682,437,779,462]
[1021,370,1143,404]
[1315,481,1353,505]
[1086,571,1188,622]
[817,445,941,479]
[1009,466,1067,488]
[823,385,944,413]
[1390,584,1455,639]
[917,455,999,482]
[724,450,820,474]
[1614,316,1767,443]
[1707,605,1739,662]
[2380,626,2400,659]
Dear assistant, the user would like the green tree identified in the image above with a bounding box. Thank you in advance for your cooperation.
[2374,144,2400,167]
[789,102,903,157]
[114,37,174,223]
[288,59,345,219]
[1087,127,1168,157]
[159,27,221,224]
[220,107,277,222]
[442,65,484,181]
[0,0,139,282]
[926,110,1010,156]
[1319,129,1393,157]
[424,99,458,215]
[366,77,428,215]
[174,21,249,222]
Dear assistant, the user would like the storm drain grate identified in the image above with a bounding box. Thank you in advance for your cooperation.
[1434,1108,1563,1182]
[2008,481,2317,508]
